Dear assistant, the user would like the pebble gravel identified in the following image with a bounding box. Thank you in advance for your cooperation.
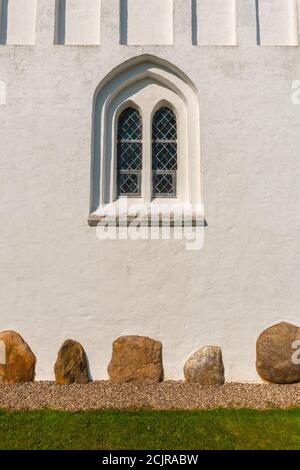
[1,381,300,410]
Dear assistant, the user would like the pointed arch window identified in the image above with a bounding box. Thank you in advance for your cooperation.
[152,106,177,197]
[90,57,203,227]
[117,107,142,197]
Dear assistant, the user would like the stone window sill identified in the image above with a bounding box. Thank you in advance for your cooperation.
[88,204,206,227]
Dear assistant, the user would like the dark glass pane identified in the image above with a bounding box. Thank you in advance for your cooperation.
[152,143,177,171]
[117,107,142,196]
[153,171,176,196]
[152,107,177,197]
[152,107,177,141]
[118,108,142,141]
[117,142,142,170]
[118,172,141,196]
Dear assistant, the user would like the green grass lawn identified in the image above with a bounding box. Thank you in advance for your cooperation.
[0,409,299,450]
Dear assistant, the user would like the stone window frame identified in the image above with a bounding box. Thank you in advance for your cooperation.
[89,55,204,226]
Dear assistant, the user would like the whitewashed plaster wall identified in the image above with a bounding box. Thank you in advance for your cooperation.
[259,0,298,46]
[0,0,300,382]
[126,0,173,45]
[195,0,237,46]
[5,0,38,45]
[64,0,101,46]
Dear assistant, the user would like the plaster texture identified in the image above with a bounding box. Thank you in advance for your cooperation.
[0,1,300,381]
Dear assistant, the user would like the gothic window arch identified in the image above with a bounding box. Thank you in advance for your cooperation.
[90,56,203,225]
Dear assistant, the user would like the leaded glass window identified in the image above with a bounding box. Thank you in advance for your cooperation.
[117,107,142,197]
[152,107,177,197]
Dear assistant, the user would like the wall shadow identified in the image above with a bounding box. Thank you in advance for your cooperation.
[255,0,261,45]
[54,0,66,45]
[0,0,8,45]
[191,0,198,46]
[120,0,128,45]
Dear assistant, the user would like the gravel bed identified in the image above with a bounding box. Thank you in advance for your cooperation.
[0,381,300,410]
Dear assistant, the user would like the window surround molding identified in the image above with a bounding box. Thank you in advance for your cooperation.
[89,55,204,226]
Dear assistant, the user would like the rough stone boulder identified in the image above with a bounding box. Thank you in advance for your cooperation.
[184,346,225,385]
[0,331,36,384]
[55,340,90,385]
[107,336,163,384]
[256,322,300,384]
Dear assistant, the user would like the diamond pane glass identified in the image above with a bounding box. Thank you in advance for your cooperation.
[118,108,142,141]
[152,107,177,142]
[152,107,177,197]
[117,107,142,196]
[118,142,142,170]
[152,143,177,170]
[118,172,141,196]
[153,172,176,197]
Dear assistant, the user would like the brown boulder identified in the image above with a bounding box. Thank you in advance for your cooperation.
[256,322,300,383]
[184,346,225,385]
[0,331,36,384]
[55,340,90,385]
[107,336,163,384]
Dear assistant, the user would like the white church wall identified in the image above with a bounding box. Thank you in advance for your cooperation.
[64,0,101,46]
[258,0,298,46]
[0,0,300,382]
[0,80,5,105]
[125,0,173,45]
[195,0,237,46]
[298,0,300,41]
[6,0,37,45]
